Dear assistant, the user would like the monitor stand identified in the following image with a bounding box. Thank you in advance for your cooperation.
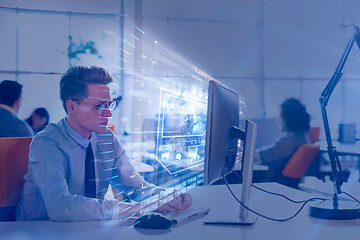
[204,120,258,227]
[203,215,256,226]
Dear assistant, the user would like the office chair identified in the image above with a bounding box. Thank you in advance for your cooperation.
[306,127,320,144]
[0,137,32,221]
[280,144,320,188]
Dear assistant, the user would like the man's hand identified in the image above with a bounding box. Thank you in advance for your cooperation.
[118,202,141,218]
[156,193,192,214]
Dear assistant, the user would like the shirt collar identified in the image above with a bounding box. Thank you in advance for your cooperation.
[63,118,92,148]
[0,104,17,116]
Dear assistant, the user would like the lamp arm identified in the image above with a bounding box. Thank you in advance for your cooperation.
[319,37,355,202]
[320,38,355,107]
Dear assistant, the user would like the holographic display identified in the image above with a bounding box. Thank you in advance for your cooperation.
[156,89,207,175]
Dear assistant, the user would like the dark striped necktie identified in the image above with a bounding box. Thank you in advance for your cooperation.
[85,142,96,198]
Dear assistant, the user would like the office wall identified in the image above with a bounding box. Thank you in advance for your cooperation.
[138,0,360,138]
[1,0,360,139]
[0,1,122,123]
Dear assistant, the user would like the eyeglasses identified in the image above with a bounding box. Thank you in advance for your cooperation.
[72,97,120,115]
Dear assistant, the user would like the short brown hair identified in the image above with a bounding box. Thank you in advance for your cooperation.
[60,66,113,113]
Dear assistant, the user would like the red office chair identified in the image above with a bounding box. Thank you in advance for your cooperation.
[280,144,320,188]
[306,127,320,144]
[0,137,32,221]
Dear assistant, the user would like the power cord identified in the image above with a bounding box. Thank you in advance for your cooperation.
[342,191,360,203]
[227,163,327,204]
[229,165,360,204]
[229,168,325,204]
[222,167,327,222]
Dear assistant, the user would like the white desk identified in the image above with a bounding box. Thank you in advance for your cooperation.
[319,141,360,157]
[299,175,360,200]
[1,183,360,240]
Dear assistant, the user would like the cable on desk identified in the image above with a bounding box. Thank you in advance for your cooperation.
[228,166,327,204]
[231,165,360,205]
[222,167,327,222]
[342,191,360,203]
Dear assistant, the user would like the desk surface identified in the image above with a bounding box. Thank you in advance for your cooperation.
[1,183,360,240]
[299,173,360,200]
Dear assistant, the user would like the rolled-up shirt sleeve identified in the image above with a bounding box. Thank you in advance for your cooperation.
[30,137,134,221]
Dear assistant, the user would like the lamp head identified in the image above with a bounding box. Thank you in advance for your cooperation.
[354,25,360,49]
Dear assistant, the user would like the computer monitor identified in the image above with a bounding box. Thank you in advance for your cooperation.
[203,80,258,225]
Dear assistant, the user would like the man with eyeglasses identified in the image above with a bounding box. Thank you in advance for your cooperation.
[16,66,191,221]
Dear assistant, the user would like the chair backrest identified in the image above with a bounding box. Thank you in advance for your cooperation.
[0,137,32,220]
[306,127,320,144]
[282,144,320,179]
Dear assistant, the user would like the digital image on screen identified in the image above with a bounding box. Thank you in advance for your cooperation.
[156,89,207,175]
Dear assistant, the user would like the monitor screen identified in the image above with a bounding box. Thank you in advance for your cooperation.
[203,79,258,224]
[204,80,241,185]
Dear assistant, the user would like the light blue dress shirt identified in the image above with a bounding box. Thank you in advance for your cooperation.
[16,118,158,221]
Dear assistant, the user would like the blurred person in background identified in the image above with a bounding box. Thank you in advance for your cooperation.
[0,80,33,138]
[25,107,49,135]
[255,98,310,182]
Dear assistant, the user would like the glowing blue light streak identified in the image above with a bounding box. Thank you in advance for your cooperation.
[111,183,122,188]
[114,56,127,62]
[119,48,131,55]
[99,142,113,145]
[111,64,124,70]
[104,167,116,172]
[134,25,145,34]
[102,89,116,94]
[98,134,112,137]
[116,199,128,204]
[101,159,114,163]
[100,150,114,154]
[110,73,122,80]
[125,213,136,221]
[96,187,109,193]
[106,175,119,180]
[120,206,132,213]
[124,40,135,48]
[128,33,140,41]
[129,220,140,229]
[114,191,124,197]
[106,80,120,87]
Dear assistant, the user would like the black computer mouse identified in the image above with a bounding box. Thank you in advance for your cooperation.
[134,213,176,229]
